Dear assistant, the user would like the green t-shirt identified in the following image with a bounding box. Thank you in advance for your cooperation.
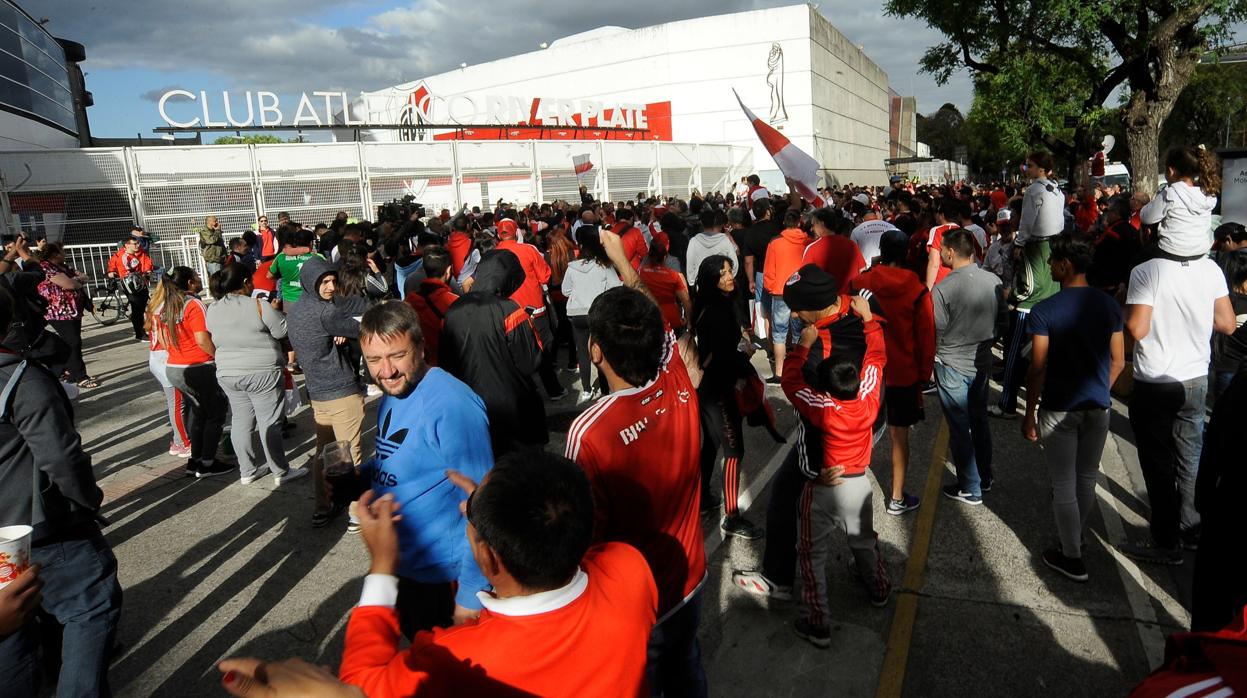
[1013,238,1060,311]
[270,252,318,303]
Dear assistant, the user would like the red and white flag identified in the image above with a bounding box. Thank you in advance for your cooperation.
[572,153,594,175]
[733,89,825,208]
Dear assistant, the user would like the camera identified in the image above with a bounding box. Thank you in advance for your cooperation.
[376,195,425,225]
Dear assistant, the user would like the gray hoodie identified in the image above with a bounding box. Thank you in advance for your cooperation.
[286,257,369,402]
[1141,181,1217,257]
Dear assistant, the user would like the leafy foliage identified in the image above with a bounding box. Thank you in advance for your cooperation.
[887,0,1247,190]
[212,134,288,145]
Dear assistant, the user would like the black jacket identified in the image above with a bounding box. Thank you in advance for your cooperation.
[440,250,547,452]
[0,352,103,543]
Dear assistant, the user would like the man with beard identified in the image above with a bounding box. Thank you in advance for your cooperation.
[357,301,494,635]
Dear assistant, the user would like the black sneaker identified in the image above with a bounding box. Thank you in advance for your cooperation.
[920,380,937,394]
[980,478,994,493]
[311,503,347,528]
[721,516,764,540]
[1119,539,1183,566]
[183,461,201,478]
[885,493,920,516]
[195,460,235,479]
[1042,547,1089,582]
[700,492,721,514]
[1178,529,1200,551]
[793,617,831,649]
[765,375,782,386]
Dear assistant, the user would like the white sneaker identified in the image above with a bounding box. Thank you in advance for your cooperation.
[274,467,310,486]
[240,474,262,485]
[576,391,594,405]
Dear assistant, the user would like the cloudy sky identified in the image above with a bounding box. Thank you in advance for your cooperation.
[35,0,971,136]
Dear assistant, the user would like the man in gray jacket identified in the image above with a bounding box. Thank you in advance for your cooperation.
[0,287,122,696]
[286,257,370,527]
[932,228,1001,506]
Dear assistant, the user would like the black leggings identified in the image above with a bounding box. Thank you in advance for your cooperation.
[699,390,744,517]
[48,317,88,382]
[570,316,607,395]
[166,362,228,462]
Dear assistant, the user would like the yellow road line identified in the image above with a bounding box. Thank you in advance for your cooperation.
[874,421,949,698]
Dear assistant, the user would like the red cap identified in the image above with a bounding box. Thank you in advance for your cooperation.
[496,219,519,239]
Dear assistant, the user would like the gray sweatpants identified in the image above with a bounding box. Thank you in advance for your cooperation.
[1039,408,1110,558]
[796,475,887,627]
[217,370,290,478]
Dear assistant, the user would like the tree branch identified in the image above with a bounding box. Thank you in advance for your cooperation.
[961,41,999,74]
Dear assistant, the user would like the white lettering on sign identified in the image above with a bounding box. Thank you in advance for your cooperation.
[257,91,282,126]
[156,89,659,131]
[158,89,199,128]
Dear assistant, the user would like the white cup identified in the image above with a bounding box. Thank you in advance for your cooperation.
[0,525,32,589]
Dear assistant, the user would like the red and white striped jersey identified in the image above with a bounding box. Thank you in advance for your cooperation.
[565,331,705,618]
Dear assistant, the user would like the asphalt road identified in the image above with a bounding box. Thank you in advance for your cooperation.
[60,315,1191,697]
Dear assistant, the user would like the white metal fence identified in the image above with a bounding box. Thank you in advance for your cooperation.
[0,140,754,248]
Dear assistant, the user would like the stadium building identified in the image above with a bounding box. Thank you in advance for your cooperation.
[356,4,911,187]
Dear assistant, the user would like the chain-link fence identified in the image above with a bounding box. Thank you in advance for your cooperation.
[1,140,753,246]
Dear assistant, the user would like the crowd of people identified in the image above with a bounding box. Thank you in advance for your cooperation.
[0,142,1244,696]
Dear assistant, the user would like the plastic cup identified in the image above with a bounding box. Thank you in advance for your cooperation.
[0,525,32,589]
[322,441,357,508]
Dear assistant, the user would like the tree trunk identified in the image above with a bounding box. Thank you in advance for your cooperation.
[1121,12,1204,196]
[1125,94,1162,196]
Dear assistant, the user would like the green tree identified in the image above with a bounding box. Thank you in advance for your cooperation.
[886,0,1247,194]
[212,134,288,145]
[1160,60,1247,151]
[916,103,966,161]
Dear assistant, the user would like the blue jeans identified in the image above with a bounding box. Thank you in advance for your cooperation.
[934,363,993,496]
[646,590,707,698]
[0,533,122,698]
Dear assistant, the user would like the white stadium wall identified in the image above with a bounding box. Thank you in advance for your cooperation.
[356,4,893,190]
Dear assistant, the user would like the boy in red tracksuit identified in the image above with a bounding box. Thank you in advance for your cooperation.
[850,229,935,515]
[782,297,890,648]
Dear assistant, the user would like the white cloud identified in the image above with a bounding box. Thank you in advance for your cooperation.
[42,0,976,120]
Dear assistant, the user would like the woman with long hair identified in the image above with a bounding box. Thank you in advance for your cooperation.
[35,243,95,388]
[638,237,693,335]
[561,225,621,403]
[693,254,761,539]
[145,272,191,457]
[153,266,232,477]
[206,264,307,485]
[545,220,578,371]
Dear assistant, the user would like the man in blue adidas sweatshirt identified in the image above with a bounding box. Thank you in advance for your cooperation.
[356,300,493,637]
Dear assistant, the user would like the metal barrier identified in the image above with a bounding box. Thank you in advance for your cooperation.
[64,235,205,300]
[1,140,754,245]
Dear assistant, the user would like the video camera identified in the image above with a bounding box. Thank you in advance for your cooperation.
[376,195,425,225]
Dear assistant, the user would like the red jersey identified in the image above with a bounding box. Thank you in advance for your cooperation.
[924,223,960,287]
[162,296,213,366]
[565,331,704,617]
[781,320,886,476]
[446,232,472,278]
[802,235,865,294]
[614,224,646,270]
[340,543,657,698]
[404,279,459,367]
[106,248,153,278]
[637,264,688,329]
[495,239,551,315]
[258,227,277,258]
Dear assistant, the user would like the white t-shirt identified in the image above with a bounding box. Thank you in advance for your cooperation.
[964,223,987,258]
[849,219,899,268]
[1126,257,1229,382]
